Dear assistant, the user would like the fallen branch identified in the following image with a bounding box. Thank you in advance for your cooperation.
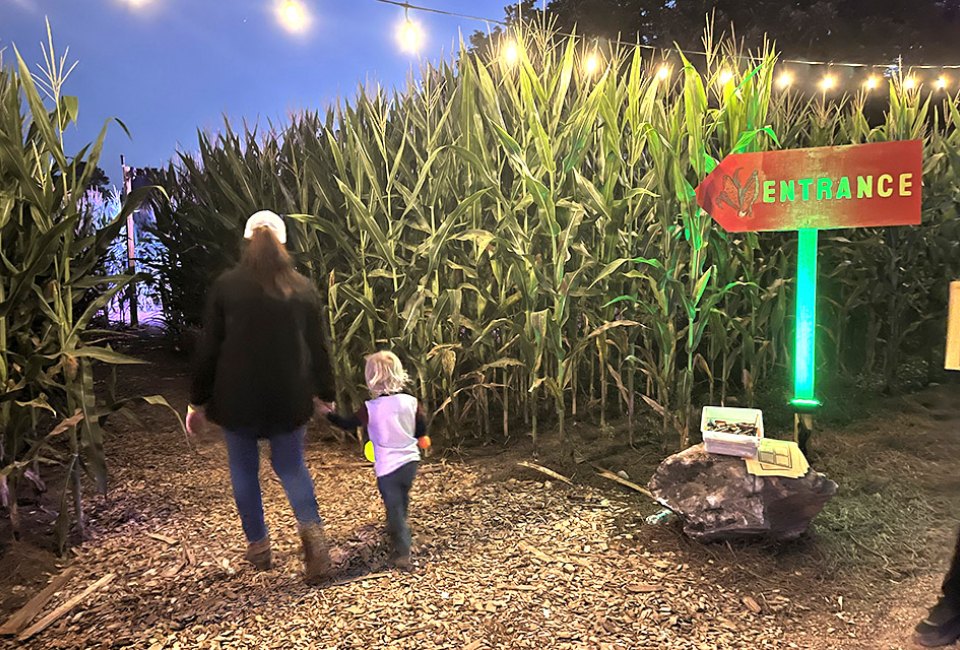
[844,531,892,568]
[146,532,177,545]
[0,568,76,636]
[517,461,574,486]
[327,571,393,588]
[394,624,431,639]
[593,466,658,502]
[181,541,196,566]
[518,541,592,569]
[518,540,556,563]
[161,560,185,579]
[19,573,115,641]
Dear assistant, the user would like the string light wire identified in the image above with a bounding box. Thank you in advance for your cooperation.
[369,0,960,74]
[372,0,507,28]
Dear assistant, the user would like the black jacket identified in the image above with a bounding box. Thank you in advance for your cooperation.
[190,266,336,435]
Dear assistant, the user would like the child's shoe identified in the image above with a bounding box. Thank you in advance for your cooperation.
[299,523,332,584]
[914,597,960,647]
[244,537,272,570]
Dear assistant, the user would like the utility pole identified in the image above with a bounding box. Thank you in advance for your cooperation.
[120,155,138,327]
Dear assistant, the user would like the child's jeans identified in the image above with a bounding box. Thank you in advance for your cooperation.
[376,461,419,557]
[224,427,322,543]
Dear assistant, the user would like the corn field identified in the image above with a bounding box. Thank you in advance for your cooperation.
[3,23,959,547]
[0,30,174,549]
[147,24,960,453]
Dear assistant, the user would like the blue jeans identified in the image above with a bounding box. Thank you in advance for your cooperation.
[376,461,418,557]
[224,428,322,543]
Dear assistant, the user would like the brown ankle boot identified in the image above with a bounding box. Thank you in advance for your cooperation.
[299,523,331,584]
[393,553,413,572]
[244,537,272,570]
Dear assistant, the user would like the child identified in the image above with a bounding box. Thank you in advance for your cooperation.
[326,351,430,570]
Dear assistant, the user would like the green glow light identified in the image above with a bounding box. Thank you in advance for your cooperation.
[790,398,822,410]
[793,229,819,407]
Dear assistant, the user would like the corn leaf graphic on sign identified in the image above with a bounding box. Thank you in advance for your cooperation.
[696,141,922,233]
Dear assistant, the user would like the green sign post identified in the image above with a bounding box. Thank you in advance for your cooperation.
[791,229,821,410]
[695,141,923,448]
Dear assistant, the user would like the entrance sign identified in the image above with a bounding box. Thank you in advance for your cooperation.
[695,140,923,411]
[696,140,922,233]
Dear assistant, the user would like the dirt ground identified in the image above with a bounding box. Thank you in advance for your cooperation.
[1,347,958,649]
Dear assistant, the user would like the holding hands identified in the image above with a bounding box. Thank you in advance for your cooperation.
[186,400,338,441]
[185,404,206,437]
[314,398,336,417]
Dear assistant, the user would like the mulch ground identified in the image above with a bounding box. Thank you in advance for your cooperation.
[1,349,958,650]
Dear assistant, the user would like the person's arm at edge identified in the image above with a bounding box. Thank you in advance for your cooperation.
[189,279,225,409]
[306,289,336,402]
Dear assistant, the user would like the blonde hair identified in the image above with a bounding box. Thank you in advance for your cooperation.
[241,227,309,299]
[365,351,410,397]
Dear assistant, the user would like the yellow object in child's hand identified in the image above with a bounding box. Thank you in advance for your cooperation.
[363,440,375,463]
[418,436,431,450]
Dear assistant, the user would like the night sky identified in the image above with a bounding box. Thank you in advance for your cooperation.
[1,0,509,180]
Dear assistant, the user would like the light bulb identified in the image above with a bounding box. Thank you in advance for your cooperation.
[502,40,519,66]
[275,0,311,35]
[717,69,733,85]
[583,52,601,76]
[819,74,836,92]
[776,70,794,89]
[397,17,424,54]
[903,76,919,90]
[657,64,671,80]
[935,75,948,90]
[864,75,880,91]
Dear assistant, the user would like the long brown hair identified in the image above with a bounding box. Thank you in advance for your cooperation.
[240,227,309,299]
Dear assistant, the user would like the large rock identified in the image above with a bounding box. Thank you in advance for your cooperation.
[647,444,838,542]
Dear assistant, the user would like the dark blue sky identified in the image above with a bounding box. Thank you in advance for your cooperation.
[2,0,509,182]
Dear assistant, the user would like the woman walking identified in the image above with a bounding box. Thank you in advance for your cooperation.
[186,210,336,584]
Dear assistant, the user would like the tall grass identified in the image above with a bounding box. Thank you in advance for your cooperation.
[0,28,175,549]
[151,24,960,451]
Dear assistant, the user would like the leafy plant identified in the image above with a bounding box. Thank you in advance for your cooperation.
[149,22,960,455]
[0,27,177,550]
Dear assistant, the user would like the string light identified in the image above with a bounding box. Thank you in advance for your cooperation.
[275,0,311,34]
[583,51,602,76]
[657,64,671,80]
[776,70,794,89]
[371,0,960,73]
[502,40,520,66]
[396,11,424,54]
[371,0,960,95]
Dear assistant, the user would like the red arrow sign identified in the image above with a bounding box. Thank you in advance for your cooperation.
[696,140,922,232]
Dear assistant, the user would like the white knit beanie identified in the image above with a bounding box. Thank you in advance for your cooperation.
[243,210,287,245]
